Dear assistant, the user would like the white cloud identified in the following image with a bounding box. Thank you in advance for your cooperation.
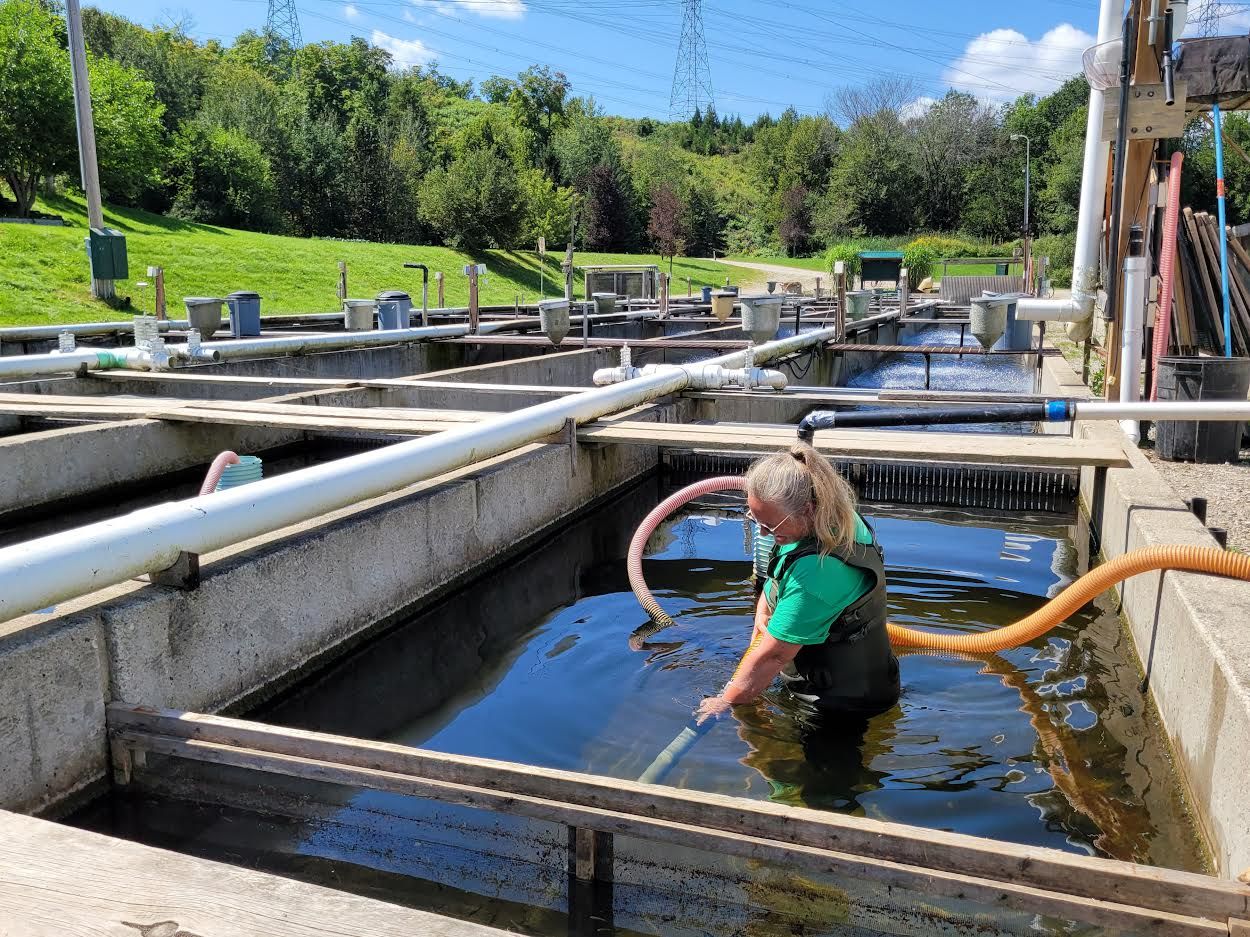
[943,23,1095,101]
[900,96,938,121]
[412,0,526,20]
[371,29,434,69]
[343,3,359,18]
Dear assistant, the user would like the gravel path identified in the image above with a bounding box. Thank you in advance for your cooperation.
[714,259,824,292]
[1142,434,1250,552]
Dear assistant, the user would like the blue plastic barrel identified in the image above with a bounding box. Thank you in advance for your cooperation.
[226,291,262,337]
[701,286,713,303]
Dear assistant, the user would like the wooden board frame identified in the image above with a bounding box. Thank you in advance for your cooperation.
[107,704,1249,937]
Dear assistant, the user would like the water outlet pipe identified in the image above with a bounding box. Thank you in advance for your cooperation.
[0,345,192,381]
[403,263,430,327]
[795,400,1250,439]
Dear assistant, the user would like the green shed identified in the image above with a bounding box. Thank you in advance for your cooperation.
[858,250,904,287]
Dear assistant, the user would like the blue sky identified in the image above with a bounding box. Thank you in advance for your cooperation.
[88,0,1250,120]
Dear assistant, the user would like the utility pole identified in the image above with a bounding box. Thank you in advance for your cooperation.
[65,0,113,300]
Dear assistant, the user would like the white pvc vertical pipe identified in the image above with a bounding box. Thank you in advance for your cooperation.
[1120,254,1148,442]
[1067,0,1122,339]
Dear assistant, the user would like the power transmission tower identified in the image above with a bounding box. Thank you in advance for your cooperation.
[669,0,714,121]
[265,0,302,51]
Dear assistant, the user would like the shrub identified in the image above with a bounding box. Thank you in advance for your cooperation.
[906,234,991,258]
[825,242,861,278]
[824,236,898,275]
[901,241,938,282]
[1034,232,1077,288]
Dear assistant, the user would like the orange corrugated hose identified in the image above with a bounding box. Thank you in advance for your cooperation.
[629,476,1250,654]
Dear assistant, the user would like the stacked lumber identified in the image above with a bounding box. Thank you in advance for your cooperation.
[1176,207,1250,356]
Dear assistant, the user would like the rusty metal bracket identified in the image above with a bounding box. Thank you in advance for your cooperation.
[141,551,200,589]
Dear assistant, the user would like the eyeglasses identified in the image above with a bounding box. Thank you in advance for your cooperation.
[746,508,796,537]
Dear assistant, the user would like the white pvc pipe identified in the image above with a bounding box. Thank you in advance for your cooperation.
[0,347,184,381]
[1073,400,1250,420]
[0,326,839,623]
[188,325,468,359]
[1119,255,1148,442]
[1015,299,1086,322]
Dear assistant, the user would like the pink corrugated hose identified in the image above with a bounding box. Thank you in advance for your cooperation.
[199,451,241,495]
[1151,151,1185,400]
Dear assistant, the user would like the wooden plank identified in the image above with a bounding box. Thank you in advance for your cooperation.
[1174,247,1197,352]
[582,421,1129,468]
[0,809,510,937]
[1196,214,1248,354]
[1099,81,1188,141]
[1185,207,1228,353]
[114,730,1227,937]
[1216,229,1250,355]
[109,705,1249,925]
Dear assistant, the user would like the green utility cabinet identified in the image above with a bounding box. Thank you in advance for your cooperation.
[86,227,128,280]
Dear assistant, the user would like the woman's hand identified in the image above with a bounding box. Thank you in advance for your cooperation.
[696,695,733,725]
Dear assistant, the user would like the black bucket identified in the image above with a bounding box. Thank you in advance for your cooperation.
[1155,356,1250,463]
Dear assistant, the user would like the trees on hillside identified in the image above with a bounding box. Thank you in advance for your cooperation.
[0,0,76,215]
[419,148,524,250]
[0,0,164,216]
[17,1,1214,262]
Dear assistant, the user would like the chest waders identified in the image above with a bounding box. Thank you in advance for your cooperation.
[765,527,900,716]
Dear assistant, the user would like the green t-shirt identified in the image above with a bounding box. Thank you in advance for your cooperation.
[764,515,874,646]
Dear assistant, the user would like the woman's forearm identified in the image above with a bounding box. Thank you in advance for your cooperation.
[722,642,792,704]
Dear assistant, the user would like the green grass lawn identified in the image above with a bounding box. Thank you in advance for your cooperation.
[722,254,830,272]
[0,193,737,327]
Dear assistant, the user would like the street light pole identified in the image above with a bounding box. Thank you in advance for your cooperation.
[1011,133,1031,236]
[65,0,114,300]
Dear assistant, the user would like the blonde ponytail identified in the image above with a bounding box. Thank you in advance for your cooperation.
[745,442,858,557]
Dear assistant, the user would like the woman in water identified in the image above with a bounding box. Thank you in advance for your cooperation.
[697,443,900,723]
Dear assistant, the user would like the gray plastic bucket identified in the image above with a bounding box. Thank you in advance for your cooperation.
[846,291,871,321]
[343,299,376,331]
[183,297,224,337]
[739,294,783,344]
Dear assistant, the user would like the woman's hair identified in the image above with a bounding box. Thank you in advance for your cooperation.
[745,442,858,557]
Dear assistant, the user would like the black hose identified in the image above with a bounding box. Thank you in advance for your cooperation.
[1104,12,1137,322]
[796,402,1075,439]
[1162,9,1175,107]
